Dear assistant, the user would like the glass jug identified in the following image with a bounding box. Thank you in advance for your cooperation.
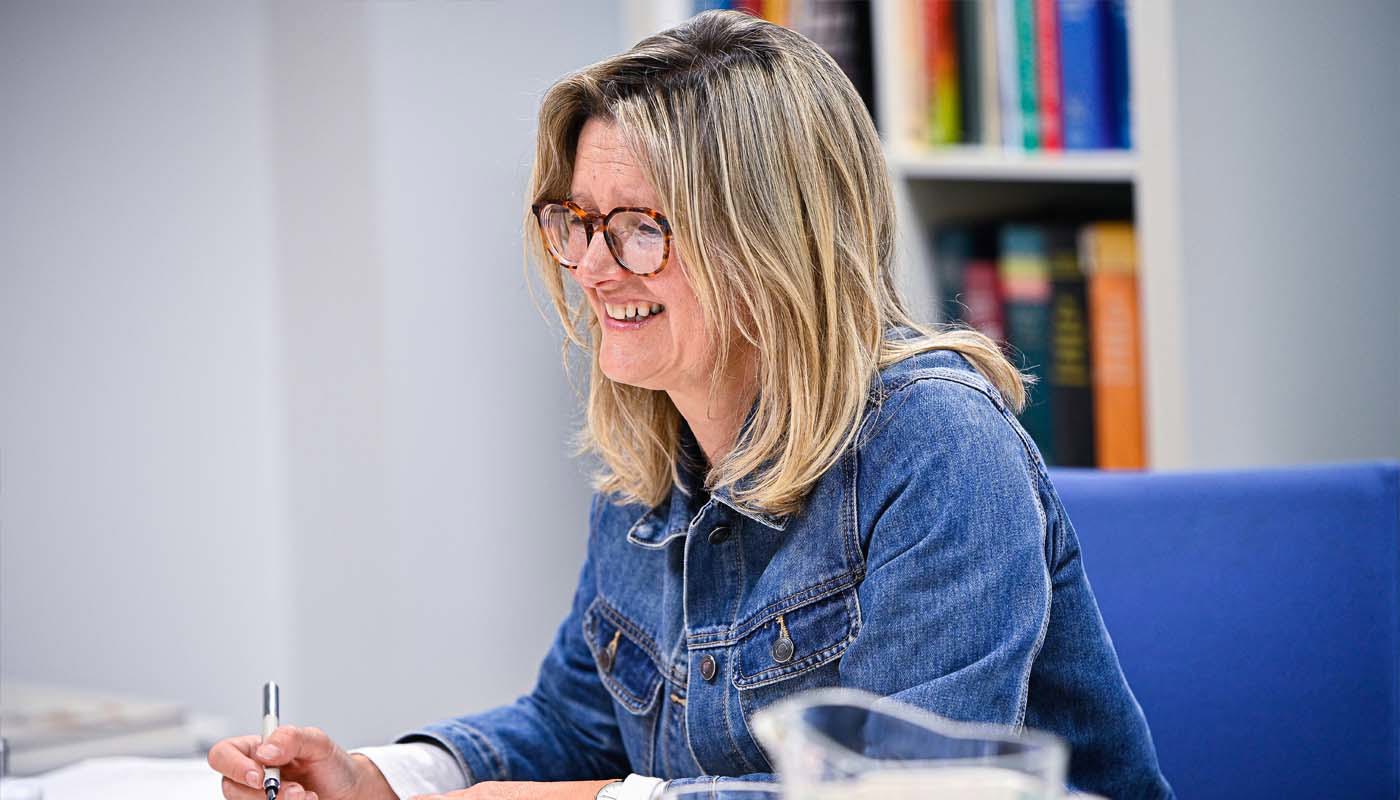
[751,688,1068,799]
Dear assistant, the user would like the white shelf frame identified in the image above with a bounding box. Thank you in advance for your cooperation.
[888,146,1138,183]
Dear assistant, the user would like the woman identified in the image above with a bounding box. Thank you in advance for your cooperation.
[210,10,1171,800]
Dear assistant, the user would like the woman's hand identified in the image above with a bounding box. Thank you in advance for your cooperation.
[207,725,396,800]
[411,779,616,800]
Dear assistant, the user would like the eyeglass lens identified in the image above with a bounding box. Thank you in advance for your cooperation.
[538,204,665,275]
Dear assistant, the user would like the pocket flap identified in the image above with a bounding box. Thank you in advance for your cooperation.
[733,588,860,689]
[583,598,664,714]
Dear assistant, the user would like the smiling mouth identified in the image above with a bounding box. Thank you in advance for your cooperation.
[602,302,666,321]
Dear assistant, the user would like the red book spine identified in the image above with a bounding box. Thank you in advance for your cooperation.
[733,0,763,17]
[1033,0,1063,150]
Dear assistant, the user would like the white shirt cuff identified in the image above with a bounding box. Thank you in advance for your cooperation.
[350,742,468,798]
[617,774,667,800]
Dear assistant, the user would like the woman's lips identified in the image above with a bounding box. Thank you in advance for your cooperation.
[602,308,664,330]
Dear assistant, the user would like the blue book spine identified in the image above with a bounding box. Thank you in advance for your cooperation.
[1057,0,1113,150]
[1107,0,1132,149]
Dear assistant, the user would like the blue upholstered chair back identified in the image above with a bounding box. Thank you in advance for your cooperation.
[1049,462,1400,799]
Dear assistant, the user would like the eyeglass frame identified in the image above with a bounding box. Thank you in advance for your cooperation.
[531,199,674,278]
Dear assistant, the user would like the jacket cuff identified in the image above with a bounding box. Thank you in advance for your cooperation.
[395,723,502,786]
[350,742,466,798]
[616,774,666,800]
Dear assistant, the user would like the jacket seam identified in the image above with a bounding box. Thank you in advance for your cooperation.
[685,575,860,646]
[721,519,762,775]
[456,721,506,782]
[1012,448,1054,730]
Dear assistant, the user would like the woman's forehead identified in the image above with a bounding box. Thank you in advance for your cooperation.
[570,119,657,208]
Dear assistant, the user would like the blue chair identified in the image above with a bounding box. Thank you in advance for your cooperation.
[1050,462,1400,799]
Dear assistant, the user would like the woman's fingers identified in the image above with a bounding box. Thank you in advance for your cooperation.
[221,777,318,800]
[255,724,337,766]
[208,734,267,788]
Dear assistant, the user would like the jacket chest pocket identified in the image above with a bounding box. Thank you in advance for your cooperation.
[584,597,665,714]
[733,586,862,689]
[583,596,667,775]
[732,587,862,768]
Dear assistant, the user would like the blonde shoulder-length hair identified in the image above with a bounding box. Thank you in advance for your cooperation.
[528,10,1025,518]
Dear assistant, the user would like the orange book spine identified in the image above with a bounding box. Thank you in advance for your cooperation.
[1081,223,1145,469]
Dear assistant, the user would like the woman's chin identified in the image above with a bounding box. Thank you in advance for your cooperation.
[599,353,663,391]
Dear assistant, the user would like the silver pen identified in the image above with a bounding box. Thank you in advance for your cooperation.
[261,682,281,800]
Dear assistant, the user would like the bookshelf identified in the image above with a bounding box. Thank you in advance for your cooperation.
[623,0,1400,469]
[873,0,1188,468]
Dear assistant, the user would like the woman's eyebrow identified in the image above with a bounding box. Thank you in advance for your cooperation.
[567,193,655,211]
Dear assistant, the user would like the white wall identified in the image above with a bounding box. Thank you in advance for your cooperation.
[1174,0,1400,467]
[1,0,623,746]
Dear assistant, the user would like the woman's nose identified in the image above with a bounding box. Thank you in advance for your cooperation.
[574,230,624,287]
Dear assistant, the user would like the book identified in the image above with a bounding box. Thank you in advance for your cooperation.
[956,0,982,144]
[1014,0,1040,149]
[787,1,880,123]
[926,0,962,145]
[962,231,1006,342]
[1032,0,1063,150]
[995,0,1023,148]
[1058,0,1116,149]
[759,0,789,25]
[1080,222,1144,469]
[999,224,1055,462]
[932,225,971,323]
[1047,224,1094,466]
[977,0,1002,146]
[1107,0,1132,149]
[932,223,1004,340]
[901,0,930,144]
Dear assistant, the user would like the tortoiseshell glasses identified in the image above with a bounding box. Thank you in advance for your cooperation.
[531,200,673,277]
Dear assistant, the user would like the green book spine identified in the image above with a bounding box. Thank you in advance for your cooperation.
[999,223,1054,463]
[1015,0,1040,149]
[932,225,972,324]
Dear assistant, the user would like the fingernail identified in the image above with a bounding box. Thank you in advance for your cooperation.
[245,769,261,788]
[256,744,281,760]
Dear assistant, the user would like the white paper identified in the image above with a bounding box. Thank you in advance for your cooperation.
[28,757,220,800]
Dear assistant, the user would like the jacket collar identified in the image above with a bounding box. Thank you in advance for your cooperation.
[626,410,788,548]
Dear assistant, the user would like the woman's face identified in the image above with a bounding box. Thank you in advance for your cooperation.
[566,117,714,394]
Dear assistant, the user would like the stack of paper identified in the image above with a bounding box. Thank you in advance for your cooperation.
[0,684,220,776]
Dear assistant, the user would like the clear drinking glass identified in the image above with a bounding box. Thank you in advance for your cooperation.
[660,782,782,800]
[750,688,1068,799]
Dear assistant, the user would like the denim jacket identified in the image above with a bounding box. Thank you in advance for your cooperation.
[406,339,1173,798]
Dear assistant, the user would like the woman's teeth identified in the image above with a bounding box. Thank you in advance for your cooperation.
[604,302,665,321]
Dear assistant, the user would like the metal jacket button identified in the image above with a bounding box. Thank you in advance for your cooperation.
[772,614,794,663]
[772,635,795,664]
[699,654,717,681]
[599,630,619,673]
[707,525,731,545]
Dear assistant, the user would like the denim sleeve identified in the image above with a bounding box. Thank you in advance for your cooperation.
[841,375,1052,726]
[397,496,631,783]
